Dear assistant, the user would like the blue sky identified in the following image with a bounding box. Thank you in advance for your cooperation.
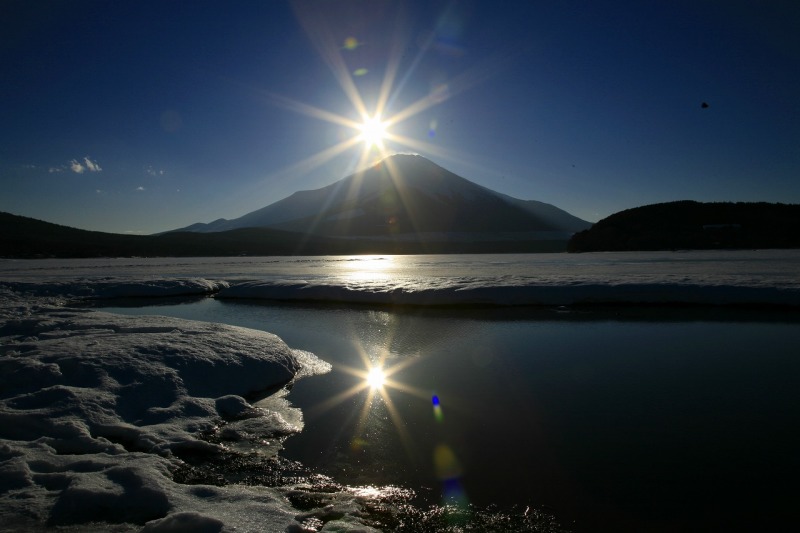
[2,0,798,234]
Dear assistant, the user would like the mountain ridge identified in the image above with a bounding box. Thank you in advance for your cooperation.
[1,155,597,258]
[171,154,591,237]
[6,200,800,258]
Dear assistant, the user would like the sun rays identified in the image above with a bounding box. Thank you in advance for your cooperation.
[251,1,507,184]
[251,4,510,461]
[304,313,433,463]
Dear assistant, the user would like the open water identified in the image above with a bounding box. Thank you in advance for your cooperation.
[98,251,800,531]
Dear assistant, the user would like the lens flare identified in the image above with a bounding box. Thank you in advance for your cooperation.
[428,118,438,138]
[343,36,361,51]
[434,444,463,480]
[432,394,443,422]
[435,444,469,509]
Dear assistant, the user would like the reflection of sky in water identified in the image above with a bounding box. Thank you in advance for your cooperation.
[103,299,800,531]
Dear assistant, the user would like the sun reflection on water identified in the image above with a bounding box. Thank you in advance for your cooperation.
[302,308,475,518]
[341,255,394,283]
[346,484,414,501]
[366,367,386,389]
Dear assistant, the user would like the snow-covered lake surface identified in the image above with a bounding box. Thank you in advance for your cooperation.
[3,249,799,306]
[2,251,799,532]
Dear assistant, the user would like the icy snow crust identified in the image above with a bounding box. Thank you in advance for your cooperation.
[2,250,799,308]
[217,279,800,307]
[0,285,378,532]
[3,278,228,301]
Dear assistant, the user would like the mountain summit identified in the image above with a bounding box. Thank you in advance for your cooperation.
[173,154,590,241]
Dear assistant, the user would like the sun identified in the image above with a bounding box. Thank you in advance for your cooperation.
[257,4,506,182]
[358,115,387,149]
[366,367,386,389]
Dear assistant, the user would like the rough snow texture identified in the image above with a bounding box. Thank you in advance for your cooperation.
[3,250,797,308]
[3,277,227,301]
[217,279,800,306]
[0,284,344,532]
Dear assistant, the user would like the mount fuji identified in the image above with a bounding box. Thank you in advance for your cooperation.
[172,154,590,242]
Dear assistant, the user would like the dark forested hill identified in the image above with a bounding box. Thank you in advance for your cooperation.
[0,211,567,258]
[568,201,800,252]
[0,212,346,257]
[0,211,149,257]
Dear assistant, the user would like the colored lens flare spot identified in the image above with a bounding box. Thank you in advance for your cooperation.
[434,444,463,480]
[432,395,443,421]
[343,37,361,50]
[428,118,438,138]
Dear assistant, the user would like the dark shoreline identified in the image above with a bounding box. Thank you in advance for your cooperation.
[172,430,570,533]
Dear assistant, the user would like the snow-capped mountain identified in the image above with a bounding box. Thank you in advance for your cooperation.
[172,154,590,239]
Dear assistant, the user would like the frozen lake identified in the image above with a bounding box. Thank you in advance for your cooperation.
[81,250,800,532]
[4,249,800,306]
[4,250,800,292]
[0,250,800,531]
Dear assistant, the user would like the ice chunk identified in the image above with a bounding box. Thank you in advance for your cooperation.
[142,511,225,533]
[215,394,266,420]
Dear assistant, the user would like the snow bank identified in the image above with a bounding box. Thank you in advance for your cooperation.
[0,285,352,532]
[216,279,800,307]
[2,277,227,301]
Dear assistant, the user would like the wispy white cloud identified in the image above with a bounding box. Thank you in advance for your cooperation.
[68,156,102,174]
[49,167,63,173]
[83,157,101,172]
[70,160,85,174]
[136,186,145,191]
